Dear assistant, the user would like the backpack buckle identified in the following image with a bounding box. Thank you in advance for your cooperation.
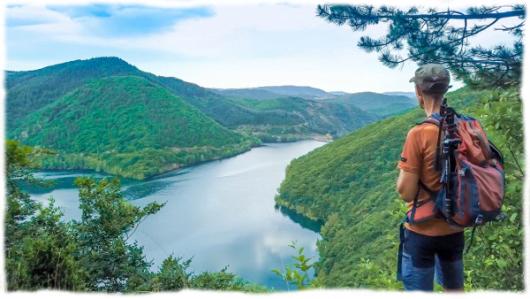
[475,214,484,225]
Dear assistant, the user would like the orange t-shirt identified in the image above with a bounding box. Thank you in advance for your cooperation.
[397,122,463,236]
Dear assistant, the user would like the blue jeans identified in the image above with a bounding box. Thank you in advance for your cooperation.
[399,228,464,291]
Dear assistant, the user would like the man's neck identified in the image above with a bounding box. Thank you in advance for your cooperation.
[425,106,441,117]
[423,98,442,117]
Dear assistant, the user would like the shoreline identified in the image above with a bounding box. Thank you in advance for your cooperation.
[31,136,332,182]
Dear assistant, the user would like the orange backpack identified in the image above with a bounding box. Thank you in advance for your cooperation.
[406,99,505,228]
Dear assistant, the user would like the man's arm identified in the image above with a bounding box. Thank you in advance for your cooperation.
[396,169,420,202]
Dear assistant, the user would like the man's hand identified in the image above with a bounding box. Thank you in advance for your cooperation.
[396,169,420,202]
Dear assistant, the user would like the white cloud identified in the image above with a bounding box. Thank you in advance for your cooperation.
[6,2,519,92]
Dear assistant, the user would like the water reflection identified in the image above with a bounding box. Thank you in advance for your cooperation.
[275,204,323,233]
[27,141,325,290]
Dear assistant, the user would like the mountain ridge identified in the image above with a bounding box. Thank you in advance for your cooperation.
[6,57,419,178]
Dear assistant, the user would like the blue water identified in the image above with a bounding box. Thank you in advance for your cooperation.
[28,141,325,290]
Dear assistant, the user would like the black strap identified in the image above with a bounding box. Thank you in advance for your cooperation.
[435,117,445,171]
[408,185,422,223]
[465,224,478,254]
[418,180,437,196]
[396,220,406,281]
[409,181,438,223]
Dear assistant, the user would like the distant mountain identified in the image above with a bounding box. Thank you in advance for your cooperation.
[227,96,378,141]
[6,57,416,178]
[213,85,334,100]
[382,91,416,99]
[212,88,286,100]
[7,57,386,142]
[328,91,349,96]
[329,92,416,117]
[214,87,416,117]
[256,85,333,99]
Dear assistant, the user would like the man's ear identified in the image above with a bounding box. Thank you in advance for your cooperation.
[415,86,425,108]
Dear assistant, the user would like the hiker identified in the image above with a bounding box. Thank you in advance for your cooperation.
[396,64,464,291]
[395,63,505,292]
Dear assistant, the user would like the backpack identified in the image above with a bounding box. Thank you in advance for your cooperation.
[397,98,505,281]
[406,98,505,228]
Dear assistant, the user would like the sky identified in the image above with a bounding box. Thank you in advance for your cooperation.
[4,0,524,93]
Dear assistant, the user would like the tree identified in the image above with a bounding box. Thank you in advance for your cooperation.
[317,4,525,88]
[73,177,164,292]
[5,141,86,290]
[150,256,192,291]
[5,140,265,292]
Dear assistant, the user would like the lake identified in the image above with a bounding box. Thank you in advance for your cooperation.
[28,140,325,290]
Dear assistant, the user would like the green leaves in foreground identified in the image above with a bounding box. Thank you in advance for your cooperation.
[5,140,266,292]
[272,241,318,290]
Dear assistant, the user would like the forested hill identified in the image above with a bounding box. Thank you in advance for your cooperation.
[212,86,416,117]
[6,57,142,128]
[328,92,416,117]
[276,86,523,290]
[213,85,334,100]
[5,57,254,131]
[8,75,258,179]
[6,57,411,143]
[6,57,421,178]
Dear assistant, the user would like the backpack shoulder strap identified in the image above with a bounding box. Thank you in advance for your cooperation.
[415,113,442,127]
[415,114,444,171]
[488,139,504,165]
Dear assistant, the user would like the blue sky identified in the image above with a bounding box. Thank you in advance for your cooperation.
[44,5,214,37]
[4,0,521,92]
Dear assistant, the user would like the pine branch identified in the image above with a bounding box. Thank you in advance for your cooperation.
[318,4,525,23]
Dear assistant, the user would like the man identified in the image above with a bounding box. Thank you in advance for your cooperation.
[396,64,464,291]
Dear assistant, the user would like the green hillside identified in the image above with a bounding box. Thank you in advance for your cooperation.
[7,57,384,142]
[276,87,523,290]
[214,85,333,100]
[329,92,416,117]
[6,57,409,145]
[6,57,143,129]
[5,57,257,131]
[9,76,258,179]
[228,96,378,142]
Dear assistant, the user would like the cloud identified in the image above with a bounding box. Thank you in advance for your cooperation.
[9,4,214,37]
[5,2,517,92]
[7,4,72,27]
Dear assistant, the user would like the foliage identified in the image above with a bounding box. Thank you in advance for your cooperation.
[276,86,524,290]
[214,85,333,100]
[229,95,384,140]
[149,256,192,291]
[9,75,260,179]
[317,4,524,88]
[272,242,318,290]
[5,141,87,290]
[190,269,266,292]
[6,57,142,129]
[6,199,88,290]
[72,176,164,291]
[461,88,524,290]
[6,57,412,178]
[5,141,266,292]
